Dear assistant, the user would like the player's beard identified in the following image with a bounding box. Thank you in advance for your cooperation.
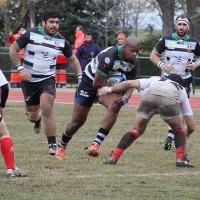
[176,29,187,38]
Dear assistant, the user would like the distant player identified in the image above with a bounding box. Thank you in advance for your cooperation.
[150,14,200,150]
[98,74,195,167]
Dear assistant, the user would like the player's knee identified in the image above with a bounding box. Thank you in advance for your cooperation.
[26,109,42,122]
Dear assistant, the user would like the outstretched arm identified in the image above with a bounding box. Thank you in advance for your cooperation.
[98,79,141,96]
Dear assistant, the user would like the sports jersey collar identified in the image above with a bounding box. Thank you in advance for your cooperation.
[38,26,57,37]
[117,46,123,61]
[172,32,190,41]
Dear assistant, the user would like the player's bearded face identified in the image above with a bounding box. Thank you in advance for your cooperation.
[43,18,59,36]
[176,23,188,37]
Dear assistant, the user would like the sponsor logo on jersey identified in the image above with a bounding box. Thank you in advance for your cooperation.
[167,42,175,49]
[34,36,43,44]
[41,51,49,57]
[105,57,110,64]
[174,55,182,62]
[187,44,193,50]
[55,41,60,47]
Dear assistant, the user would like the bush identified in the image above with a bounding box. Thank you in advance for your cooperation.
[0,47,11,80]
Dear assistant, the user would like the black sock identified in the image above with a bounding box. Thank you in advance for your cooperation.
[47,136,56,146]
[59,133,72,148]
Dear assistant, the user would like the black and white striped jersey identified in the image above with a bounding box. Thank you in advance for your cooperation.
[14,26,73,82]
[84,46,139,81]
[154,33,200,79]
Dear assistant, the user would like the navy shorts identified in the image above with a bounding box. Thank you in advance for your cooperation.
[21,77,56,106]
[75,72,97,107]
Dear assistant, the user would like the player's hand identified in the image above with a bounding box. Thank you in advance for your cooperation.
[115,98,125,106]
[19,70,32,82]
[187,62,197,71]
[162,63,174,72]
[97,87,111,96]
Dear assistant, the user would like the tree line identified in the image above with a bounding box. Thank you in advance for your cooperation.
[0,0,200,52]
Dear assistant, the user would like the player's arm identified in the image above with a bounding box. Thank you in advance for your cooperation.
[180,90,195,137]
[98,79,141,96]
[9,42,21,67]
[63,40,82,80]
[187,56,200,71]
[67,54,82,82]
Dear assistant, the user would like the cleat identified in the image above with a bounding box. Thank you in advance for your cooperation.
[163,137,172,150]
[87,144,99,157]
[176,154,194,167]
[34,118,42,134]
[7,167,27,177]
[55,145,66,160]
[104,157,117,165]
[48,144,57,155]
[176,159,194,168]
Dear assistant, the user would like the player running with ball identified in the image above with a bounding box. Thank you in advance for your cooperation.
[55,36,140,160]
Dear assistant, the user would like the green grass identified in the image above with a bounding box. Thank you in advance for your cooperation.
[0,102,200,200]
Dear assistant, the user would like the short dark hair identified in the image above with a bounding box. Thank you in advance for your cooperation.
[16,26,25,32]
[77,25,85,32]
[42,9,61,22]
[175,14,191,24]
[167,74,183,85]
[85,32,93,37]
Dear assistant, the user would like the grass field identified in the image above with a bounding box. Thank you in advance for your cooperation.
[0,102,200,200]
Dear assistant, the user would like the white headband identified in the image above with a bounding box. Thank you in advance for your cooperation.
[175,19,190,27]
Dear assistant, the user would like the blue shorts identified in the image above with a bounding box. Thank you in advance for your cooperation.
[75,72,97,107]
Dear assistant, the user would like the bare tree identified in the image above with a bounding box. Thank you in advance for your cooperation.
[119,0,155,37]
[186,0,200,39]
[0,0,29,46]
[155,0,175,36]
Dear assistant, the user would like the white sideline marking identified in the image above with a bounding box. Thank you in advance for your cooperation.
[1,171,200,181]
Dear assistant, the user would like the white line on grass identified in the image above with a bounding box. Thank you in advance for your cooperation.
[1,171,200,181]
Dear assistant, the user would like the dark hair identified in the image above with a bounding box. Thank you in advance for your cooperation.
[16,26,25,32]
[77,25,85,32]
[167,74,183,85]
[42,9,61,22]
[85,32,93,37]
[175,14,191,24]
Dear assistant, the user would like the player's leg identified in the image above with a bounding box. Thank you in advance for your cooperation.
[163,76,193,150]
[55,75,95,160]
[105,112,150,164]
[0,119,26,177]
[87,92,123,157]
[164,115,194,167]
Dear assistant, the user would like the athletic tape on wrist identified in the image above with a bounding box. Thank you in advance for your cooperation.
[157,62,165,69]
[77,73,82,80]
[105,87,112,94]
[17,65,24,72]
[122,95,128,102]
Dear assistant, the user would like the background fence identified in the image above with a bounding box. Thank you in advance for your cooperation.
[1,50,200,94]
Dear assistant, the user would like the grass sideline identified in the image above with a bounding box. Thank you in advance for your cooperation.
[0,102,200,200]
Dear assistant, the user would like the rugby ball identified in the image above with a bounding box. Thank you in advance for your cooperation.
[106,72,126,86]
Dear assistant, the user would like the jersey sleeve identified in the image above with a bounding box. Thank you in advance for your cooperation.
[62,40,73,58]
[14,29,30,49]
[97,52,114,76]
[153,37,166,54]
